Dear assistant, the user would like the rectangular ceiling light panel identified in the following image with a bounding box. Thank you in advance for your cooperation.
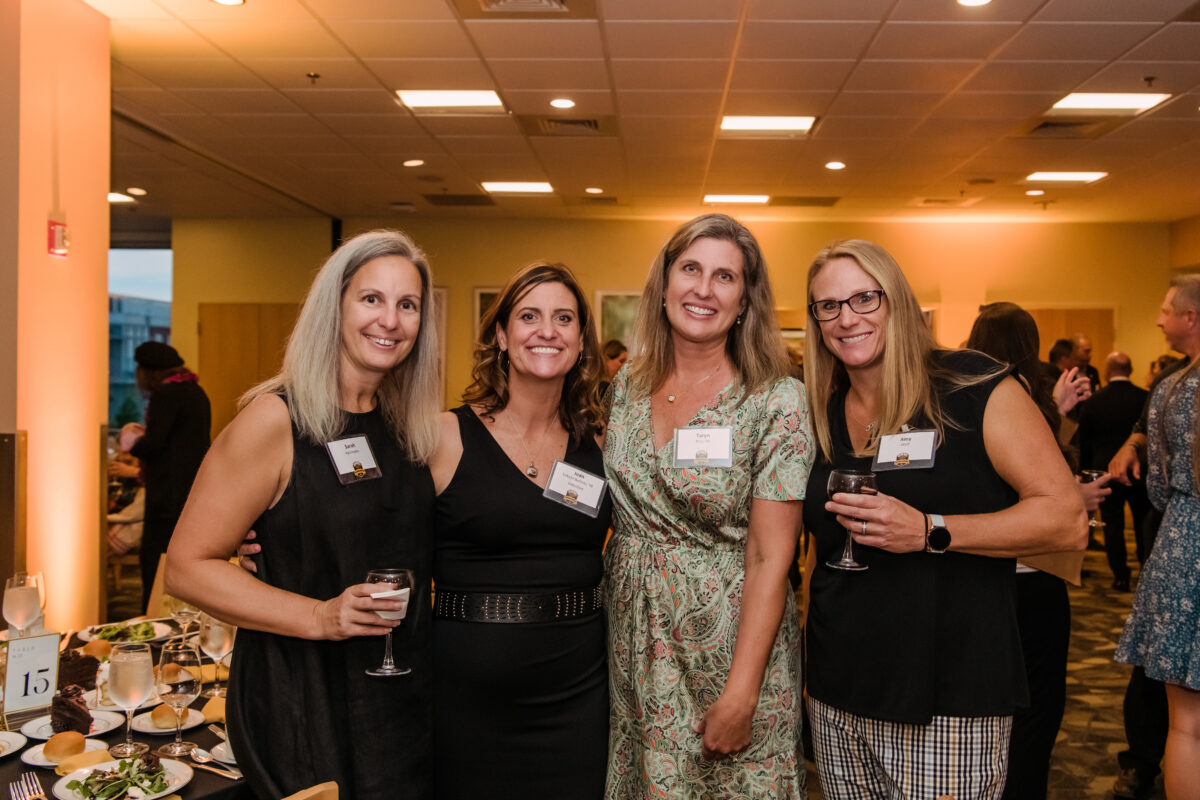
[719,116,815,138]
[1024,171,1108,183]
[482,181,555,193]
[703,194,770,204]
[396,90,505,113]
[1050,93,1171,116]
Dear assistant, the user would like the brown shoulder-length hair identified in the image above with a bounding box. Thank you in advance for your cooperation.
[462,262,605,442]
[626,213,791,399]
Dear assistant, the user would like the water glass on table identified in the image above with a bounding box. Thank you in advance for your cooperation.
[826,469,876,572]
[1080,469,1106,528]
[3,571,45,639]
[156,639,202,757]
[108,642,153,758]
[365,568,413,677]
[164,595,202,637]
[198,614,236,697]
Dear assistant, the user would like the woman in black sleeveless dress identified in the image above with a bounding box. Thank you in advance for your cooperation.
[427,262,610,799]
[165,230,443,799]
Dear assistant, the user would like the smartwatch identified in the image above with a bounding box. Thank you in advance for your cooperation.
[925,513,951,553]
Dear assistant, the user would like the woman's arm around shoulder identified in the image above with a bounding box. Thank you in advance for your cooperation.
[166,394,401,640]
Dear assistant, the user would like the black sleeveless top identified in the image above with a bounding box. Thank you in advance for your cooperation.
[228,403,434,799]
[803,350,1027,724]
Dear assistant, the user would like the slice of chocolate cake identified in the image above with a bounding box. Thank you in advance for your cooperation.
[51,684,92,734]
[57,650,99,691]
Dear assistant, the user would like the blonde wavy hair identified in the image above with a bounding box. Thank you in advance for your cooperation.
[462,262,605,442]
[626,214,791,400]
[804,239,1003,460]
[243,229,441,463]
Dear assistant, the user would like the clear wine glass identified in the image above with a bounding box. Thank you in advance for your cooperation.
[1080,470,1106,528]
[364,568,414,677]
[826,469,877,572]
[108,643,153,758]
[198,614,236,698]
[3,571,45,638]
[156,639,202,757]
[164,595,202,638]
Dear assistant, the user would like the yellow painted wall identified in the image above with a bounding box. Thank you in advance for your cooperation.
[1169,214,1200,270]
[13,0,110,628]
[171,216,1175,409]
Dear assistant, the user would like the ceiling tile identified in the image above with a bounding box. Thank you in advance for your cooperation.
[1035,0,1198,22]
[958,60,1105,92]
[740,21,880,59]
[996,22,1163,61]
[170,89,303,114]
[504,90,615,115]
[723,90,837,116]
[152,0,314,21]
[867,22,1022,59]
[610,59,729,91]
[438,136,533,156]
[890,0,1049,22]
[529,137,626,162]
[826,91,945,117]
[365,59,494,90]
[281,89,399,114]
[186,20,351,59]
[417,116,524,136]
[110,20,225,58]
[605,21,739,59]
[603,0,742,20]
[120,58,270,90]
[319,114,425,135]
[80,0,172,20]
[111,62,161,90]
[1124,22,1200,61]
[1078,61,1200,93]
[457,154,545,178]
[326,21,477,59]
[210,114,332,136]
[464,20,604,59]
[747,0,895,22]
[812,116,919,139]
[241,58,382,90]
[115,88,207,114]
[489,60,610,91]
[844,60,980,92]
[929,91,1063,120]
[617,91,722,116]
[300,0,457,21]
[729,60,857,92]
[339,134,441,155]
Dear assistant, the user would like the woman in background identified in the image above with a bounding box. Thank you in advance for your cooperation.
[604,213,813,798]
[600,338,628,398]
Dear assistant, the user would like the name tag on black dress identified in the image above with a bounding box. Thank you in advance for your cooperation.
[325,434,383,484]
[542,460,608,518]
[871,429,937,471]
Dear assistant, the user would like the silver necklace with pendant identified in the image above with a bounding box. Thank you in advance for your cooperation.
[502,410,553,478]
[666,368,719,403]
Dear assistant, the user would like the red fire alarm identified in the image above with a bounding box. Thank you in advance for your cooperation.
[48,220,69,257]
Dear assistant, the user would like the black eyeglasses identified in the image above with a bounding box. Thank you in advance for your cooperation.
[808,290,886,322]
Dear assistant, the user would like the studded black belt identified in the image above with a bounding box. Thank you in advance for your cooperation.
[433,585,603,623]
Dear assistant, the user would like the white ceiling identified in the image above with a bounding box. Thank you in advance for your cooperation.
[88,0,1200,224]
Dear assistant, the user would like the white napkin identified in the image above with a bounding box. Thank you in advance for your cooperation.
[369,587,410,621]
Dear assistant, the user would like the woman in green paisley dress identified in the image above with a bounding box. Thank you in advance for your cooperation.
[604,214,814,799]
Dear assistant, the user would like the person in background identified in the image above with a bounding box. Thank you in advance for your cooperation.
[600,338,628,398]
[107,422,147,556]
[966,301,1104,800]
[1115,275,1200,800]
[167,229,441,799]
[1071,333,1102,392]
[605,214,813,798]
[802,241,1086,800]
[1147,353,1182,388]
[127,341,211,611]
[1077,352,1150,592]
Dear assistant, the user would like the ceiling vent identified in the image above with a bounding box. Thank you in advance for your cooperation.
[911,196,983,209]
[451,0,596,19]
[516,115,618,137]
[769,196,839,207]
[1017,116,1126,140]
[422,194,495,207]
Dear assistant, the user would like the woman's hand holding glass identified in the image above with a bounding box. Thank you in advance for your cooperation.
[314,580,406,642]
[825,485,929,554]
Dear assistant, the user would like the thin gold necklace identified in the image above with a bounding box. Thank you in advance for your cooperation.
[502,410,554,478]
[845,400,878,434]
[666,367,720,404]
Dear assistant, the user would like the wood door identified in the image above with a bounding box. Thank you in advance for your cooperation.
[1025,307,1114,377]
[198,303,300,436]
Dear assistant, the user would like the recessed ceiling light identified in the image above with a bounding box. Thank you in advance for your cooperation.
[125,187,147,196]
[825,161,846,171]
[1025,172,1108,183]
[703,194,770,204]
[108,192,135,203]
[396,90,504,112]
[720,116,815,135]
[550,98,575,109]
[482,181,554,194]
[957,0,991,6]
[402,159,425,168]
[1026,189,1046,196]
[210,0,244,5]
[1051,93,1171,114]
[585,187,603,194]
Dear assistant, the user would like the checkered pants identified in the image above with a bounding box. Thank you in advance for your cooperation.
[808,696,1011,800]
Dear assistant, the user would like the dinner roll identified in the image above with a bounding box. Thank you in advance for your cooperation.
[151,703,178,729]
[43,730,86,763]
[80,640,111,661]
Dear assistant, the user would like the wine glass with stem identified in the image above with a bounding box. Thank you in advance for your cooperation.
[3,571,45,639]
[1080,470,1106,529]
[156,638,202,757]
[108,642,153,758]
[198,614,236,697]
[826,469,877,572]
[164,594,202,638]
[364,568,414,677]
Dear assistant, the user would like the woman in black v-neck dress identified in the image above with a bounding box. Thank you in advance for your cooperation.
[428,262,611,800]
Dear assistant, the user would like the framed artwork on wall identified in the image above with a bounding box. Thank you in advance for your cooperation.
[473,287,501,338]
[596,291,642,348]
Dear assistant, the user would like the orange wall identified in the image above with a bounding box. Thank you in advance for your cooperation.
[1170,214,1200,270]
[14,0,110,629]
[0,0,19,431]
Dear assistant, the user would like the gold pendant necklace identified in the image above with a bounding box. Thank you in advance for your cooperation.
[666,367,720,404]
[502,410,552,478]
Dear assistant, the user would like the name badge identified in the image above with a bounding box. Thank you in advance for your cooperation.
[325,435,382,485]
[542,460,608,518]
[673,426,734,469]
[872,429,937,471]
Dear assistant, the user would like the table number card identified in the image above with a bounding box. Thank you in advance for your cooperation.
[3,632,60,725]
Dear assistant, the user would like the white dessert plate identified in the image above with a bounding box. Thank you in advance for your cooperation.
[21,737,109,768]
[20,711,123,740]
[85,688,161,712]
[211,740,237,765]
[78,621,173,644]
[131,707,204,735]
[53,758,193,800]
[0,730,28,757]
